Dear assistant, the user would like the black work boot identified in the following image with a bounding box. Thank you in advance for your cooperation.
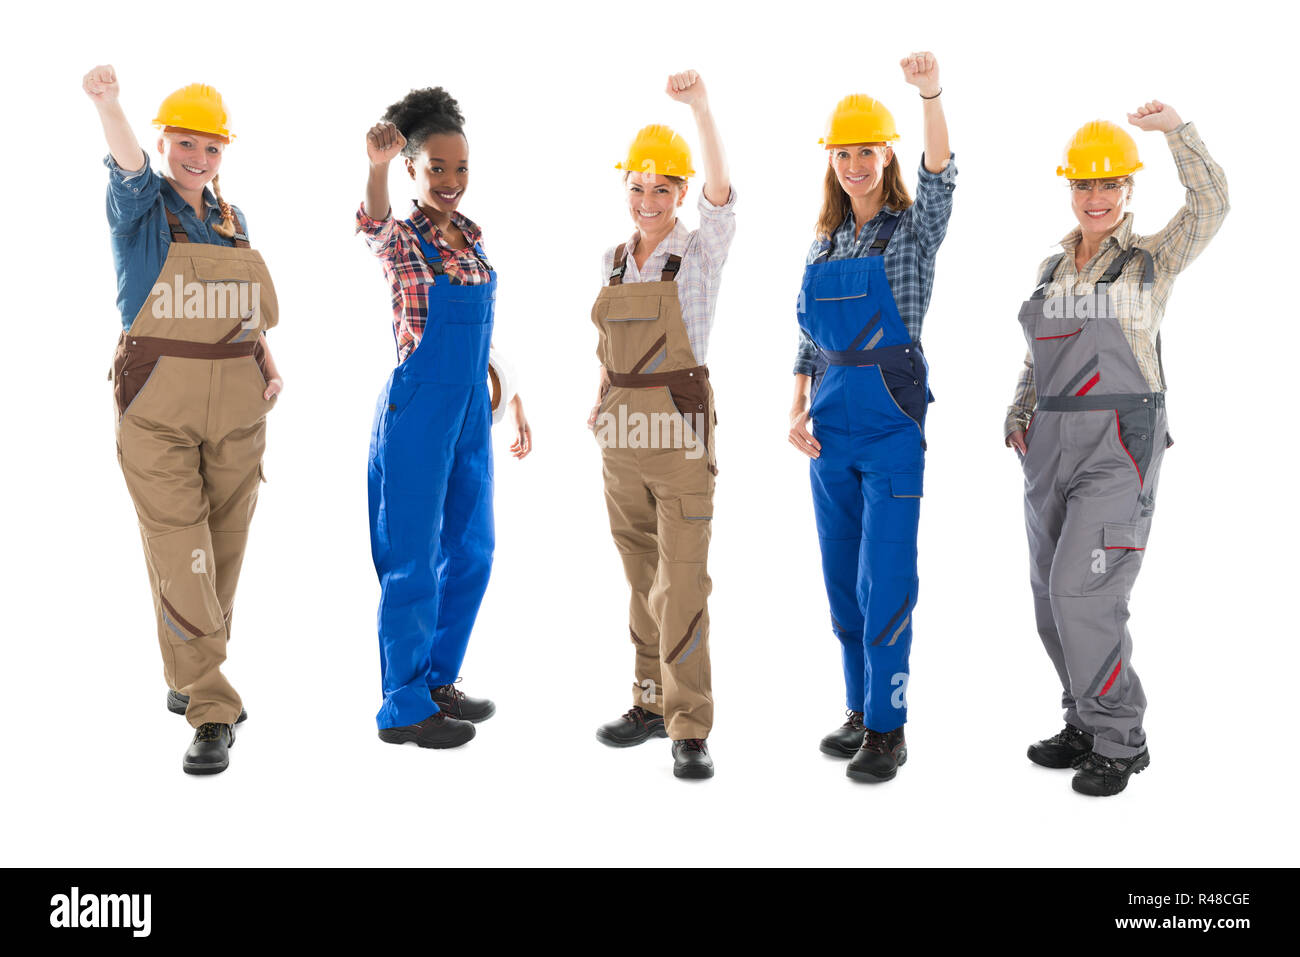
[430,682,496,723]
[846,727,907,782]
[819,710,866,758]
[1072,749,1150,796]
[672,738,714,779]
[1027,724,1093,769]
[167,690,247,725]
[183,723,235,775]
[378,712,476,749]
[596,706,668,748]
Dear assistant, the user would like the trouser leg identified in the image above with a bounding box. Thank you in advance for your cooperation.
[810,444,867,711]
[200,419,266,716]
[118,416,241,727]
[647,455,715,741]
[427,398,495,690]
[1022,421,1079,727]
[1048,422,1164,758]
[602,447,664,712]
[369,385,455,730]
[859,467,921,732]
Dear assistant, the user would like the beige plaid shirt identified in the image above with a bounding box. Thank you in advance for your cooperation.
[1004,122,1229,437]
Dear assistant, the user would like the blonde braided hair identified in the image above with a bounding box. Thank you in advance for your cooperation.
[210,173,238,239]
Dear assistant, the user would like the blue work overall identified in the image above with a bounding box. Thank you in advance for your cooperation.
[368,228,496,730]
[799,215,931,732]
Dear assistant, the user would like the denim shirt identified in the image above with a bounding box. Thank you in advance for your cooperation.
[104,152,248,329]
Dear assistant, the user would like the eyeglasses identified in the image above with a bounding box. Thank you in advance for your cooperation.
[1069,180,1127,194]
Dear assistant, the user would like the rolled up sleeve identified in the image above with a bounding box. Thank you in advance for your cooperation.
[104,153,160,235]
[911,152,957,259]
[695,186,737,273]
[356,202,400,258]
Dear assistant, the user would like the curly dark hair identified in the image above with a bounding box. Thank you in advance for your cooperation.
[381,87,466,159]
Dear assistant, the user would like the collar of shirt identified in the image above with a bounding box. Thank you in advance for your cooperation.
[160,176,222,217]
[1058,212,1136,256]
[816,204,901,256]
[406,200,482,252]
[621,218,691,278]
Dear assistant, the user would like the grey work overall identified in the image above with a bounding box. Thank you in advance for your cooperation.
[1018,246,1166,759]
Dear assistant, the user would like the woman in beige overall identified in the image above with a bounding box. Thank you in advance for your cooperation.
[589,71,735,779]
[87,66,283,775]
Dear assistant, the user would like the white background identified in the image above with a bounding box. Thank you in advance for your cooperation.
[2,0,1294,867]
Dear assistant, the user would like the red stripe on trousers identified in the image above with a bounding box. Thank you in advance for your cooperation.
[1099,659,1122,696]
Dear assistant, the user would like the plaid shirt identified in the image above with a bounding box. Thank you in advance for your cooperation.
[1004,122,1230,437]
[356,200,492,363]
[793,154,957,374]
[600,186,738,364]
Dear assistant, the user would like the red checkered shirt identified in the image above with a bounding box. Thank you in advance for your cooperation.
[356,200,493,362]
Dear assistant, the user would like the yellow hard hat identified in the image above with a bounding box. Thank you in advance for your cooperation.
[616,124,695,178]
[820,94,900,147]
[152,84,235,141]
[1057,120,1142,178]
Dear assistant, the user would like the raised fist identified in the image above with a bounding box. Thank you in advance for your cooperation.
[367,121,407,166]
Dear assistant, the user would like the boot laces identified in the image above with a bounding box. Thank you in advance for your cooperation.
[433,679,466,702]
[680,738,707,753]
[842,709,865,730]
[622,706,657,727]
[194,722,227,742]
[1079,752,1124,776]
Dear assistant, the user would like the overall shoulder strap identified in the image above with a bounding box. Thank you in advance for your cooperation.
[865,212,901,257]
[609,243,628,285]
[472,241,493,272]
[165,209,191,244]
[1031,253,1066,300]
[661,254,682,282]
[409,222,446,278]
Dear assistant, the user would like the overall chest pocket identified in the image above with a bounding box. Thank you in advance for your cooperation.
[600,296,663,322]
[432,291,494,385]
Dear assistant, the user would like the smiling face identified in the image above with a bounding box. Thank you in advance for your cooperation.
[156,129,226,190]
[829,143,893,198]
[626,171,686,232]
[407,132,469,216]
[1069,177,1131,240]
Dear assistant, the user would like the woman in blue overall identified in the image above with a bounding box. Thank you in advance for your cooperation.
[358,89,531,750]
[788,54,956,783]
[1006,103,1228,796]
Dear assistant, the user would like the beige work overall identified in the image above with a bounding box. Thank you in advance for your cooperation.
[592,247,717,740]
[111,210,278,727]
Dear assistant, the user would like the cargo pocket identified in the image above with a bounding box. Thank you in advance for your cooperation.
[1094,521,1150,596]
[1103,522,1147,551]
[890,473,924,499]
[680,494,713,520]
